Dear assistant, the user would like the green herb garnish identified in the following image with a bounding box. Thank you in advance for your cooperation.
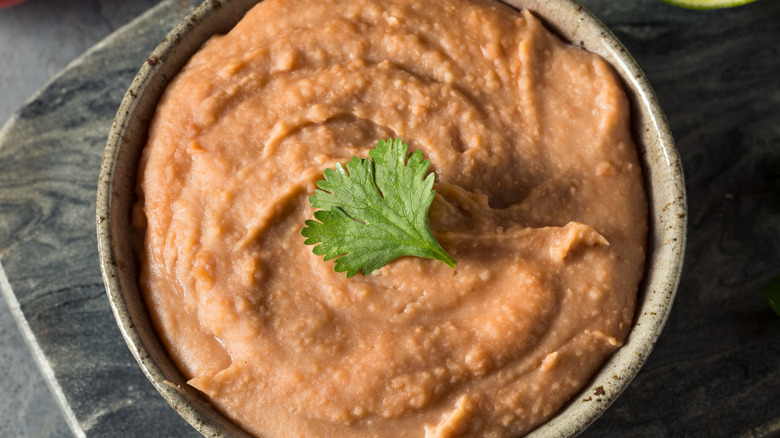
[301,138,456,277]
[760,275,780,316]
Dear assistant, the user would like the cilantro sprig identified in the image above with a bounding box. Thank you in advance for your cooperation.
[301,138,456,277]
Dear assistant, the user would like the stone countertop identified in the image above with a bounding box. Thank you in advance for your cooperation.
[0,0,778,437]
[0,1,164,436]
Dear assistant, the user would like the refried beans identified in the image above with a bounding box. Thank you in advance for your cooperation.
[134,0,648,436]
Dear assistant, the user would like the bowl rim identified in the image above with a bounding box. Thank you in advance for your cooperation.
[96,0,687,437]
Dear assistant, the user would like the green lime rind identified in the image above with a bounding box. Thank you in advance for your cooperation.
[759,274,780,317]
[660,0,758,9]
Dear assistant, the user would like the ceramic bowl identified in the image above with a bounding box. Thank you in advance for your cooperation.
[96,0,687,436]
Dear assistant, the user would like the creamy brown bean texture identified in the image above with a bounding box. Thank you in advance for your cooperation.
[135,0,648,436]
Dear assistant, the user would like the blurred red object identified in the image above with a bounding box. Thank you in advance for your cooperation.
[0,0,27,8]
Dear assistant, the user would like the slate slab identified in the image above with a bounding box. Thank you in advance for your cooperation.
[0,1,202,436]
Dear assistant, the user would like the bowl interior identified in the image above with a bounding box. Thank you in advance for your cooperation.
[96,0,686,436]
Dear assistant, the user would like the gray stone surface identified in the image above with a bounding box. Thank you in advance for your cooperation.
[0,1,198,437]
[578,1,780,436]
[0,295,68,438]
[0,0,160,125]
[0,0,779,437]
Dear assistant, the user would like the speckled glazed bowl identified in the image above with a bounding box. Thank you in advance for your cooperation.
[96,0,686,436]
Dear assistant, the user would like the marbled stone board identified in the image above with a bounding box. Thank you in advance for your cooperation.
[0,1,203,436]
[0,0,778,437]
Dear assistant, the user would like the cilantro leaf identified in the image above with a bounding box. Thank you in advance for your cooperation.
[301,138,456,277]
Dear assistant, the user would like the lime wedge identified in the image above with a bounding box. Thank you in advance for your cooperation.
[661,0,758,9]
[760,275,780,317]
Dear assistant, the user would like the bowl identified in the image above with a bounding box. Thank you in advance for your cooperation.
[96,0,687,436]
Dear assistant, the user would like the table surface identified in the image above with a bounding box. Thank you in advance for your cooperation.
[1,0,779,437]
[0,2,165,437]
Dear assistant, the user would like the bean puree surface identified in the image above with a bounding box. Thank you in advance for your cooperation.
[135,0,648,436]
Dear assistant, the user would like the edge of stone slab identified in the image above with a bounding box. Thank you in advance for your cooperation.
[0,262,85,438]
[0,1,198,436]
[0,0,192,145]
